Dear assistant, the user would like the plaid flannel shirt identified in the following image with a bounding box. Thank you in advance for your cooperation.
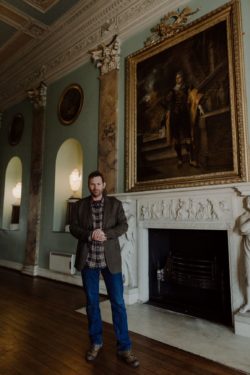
[86,198,106,268]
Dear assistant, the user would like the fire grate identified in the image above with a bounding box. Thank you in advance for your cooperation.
[165,253,218,290]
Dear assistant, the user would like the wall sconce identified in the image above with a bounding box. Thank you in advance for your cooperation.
[12,182,22,202]
[10,182,22,230]
[69,168,82,198]
[65,169,82,232]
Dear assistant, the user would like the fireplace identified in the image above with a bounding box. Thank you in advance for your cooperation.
[148,228,232,326]
[118,184,250,338]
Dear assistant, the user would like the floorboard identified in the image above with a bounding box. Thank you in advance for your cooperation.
[0,267,248,375]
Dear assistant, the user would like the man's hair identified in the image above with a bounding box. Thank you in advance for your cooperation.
[176,70,184,77]
[88,170,105,183]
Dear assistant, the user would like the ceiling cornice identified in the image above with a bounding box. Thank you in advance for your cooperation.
[0,0,189,110]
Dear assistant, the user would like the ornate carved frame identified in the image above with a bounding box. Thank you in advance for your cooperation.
[58,84,83,125]
[125,1,248,191]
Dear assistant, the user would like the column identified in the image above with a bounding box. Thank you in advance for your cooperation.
[89,35,120,193]
[22,81,47,276]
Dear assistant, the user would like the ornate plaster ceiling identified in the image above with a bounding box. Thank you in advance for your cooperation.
[0,0,189,110]
[0,0,80,64]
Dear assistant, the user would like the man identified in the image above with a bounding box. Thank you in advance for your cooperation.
[167,70,202,167]
[70,170,139,368]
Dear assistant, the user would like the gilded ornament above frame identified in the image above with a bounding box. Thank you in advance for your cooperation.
[125,0,248,192]
[58,84,84,125]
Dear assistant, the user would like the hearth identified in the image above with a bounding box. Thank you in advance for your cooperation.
[148,228,232,326]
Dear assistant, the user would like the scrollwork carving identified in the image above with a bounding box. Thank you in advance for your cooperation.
[89,35,120,75]
[145,7,200,46]
[27,81,47,109]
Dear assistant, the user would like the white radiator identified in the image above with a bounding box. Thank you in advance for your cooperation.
[49,252,76,275]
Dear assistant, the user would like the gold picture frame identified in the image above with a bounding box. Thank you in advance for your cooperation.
[125,1,248,192]
[58,84,84,125]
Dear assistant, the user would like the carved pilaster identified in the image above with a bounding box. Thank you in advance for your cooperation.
[89,36,120,192]
[237,196,250,314]
[22,81,47,275]
[120,200,137,287]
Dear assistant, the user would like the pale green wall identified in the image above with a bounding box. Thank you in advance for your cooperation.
[39,62,99,268]
[1,0,250,270]
[0,99,32,263]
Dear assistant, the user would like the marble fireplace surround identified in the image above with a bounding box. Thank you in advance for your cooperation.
[111,183,250,338]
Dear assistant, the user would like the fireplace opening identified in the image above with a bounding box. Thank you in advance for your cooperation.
[148,229,232,326]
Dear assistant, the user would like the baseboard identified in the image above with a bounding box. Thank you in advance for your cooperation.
[38,267,82,286]
[0,259,82,286]
[0,259,23,271]
[0,259,139,303]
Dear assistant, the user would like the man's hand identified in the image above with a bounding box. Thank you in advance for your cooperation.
[198,104,205,116]
[92,229,107,242]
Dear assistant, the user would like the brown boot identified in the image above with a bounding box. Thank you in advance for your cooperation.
[85,344,103,362]
[117,350,140,368]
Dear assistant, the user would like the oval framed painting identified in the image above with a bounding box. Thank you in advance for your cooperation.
[8,113,24,146]
[58,84,84,125]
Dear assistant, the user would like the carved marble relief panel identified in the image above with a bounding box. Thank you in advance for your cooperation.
[138,195,233,227]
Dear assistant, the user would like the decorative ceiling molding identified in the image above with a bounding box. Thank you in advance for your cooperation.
[0,0,189,110]
[0,3,27,29]
[23,0,60,13]
[0,1,49,64]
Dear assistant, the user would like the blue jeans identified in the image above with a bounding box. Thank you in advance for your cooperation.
[81,267,131,351]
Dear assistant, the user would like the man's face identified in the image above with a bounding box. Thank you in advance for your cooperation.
[88,176,106,200]
[176,73,183,85]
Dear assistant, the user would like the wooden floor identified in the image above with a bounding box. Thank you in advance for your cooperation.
[0,267,248,375]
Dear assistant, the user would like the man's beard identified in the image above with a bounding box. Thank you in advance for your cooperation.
[91,190,102,198]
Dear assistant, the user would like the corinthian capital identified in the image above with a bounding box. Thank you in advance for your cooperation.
[27,81,47,109]
[89,35,120,75]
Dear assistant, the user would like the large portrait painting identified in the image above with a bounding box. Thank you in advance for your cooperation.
[125,1,248,191]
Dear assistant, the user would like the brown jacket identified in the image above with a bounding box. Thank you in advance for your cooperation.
[69,195,128,273]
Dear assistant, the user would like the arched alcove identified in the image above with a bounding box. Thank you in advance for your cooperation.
[53,138,83,231]
[2,157,22,230]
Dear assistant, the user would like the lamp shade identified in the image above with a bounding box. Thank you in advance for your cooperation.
[12,182,22,200]
[69,168,82,194]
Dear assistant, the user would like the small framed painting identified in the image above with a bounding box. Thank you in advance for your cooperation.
[58,84,84,125]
